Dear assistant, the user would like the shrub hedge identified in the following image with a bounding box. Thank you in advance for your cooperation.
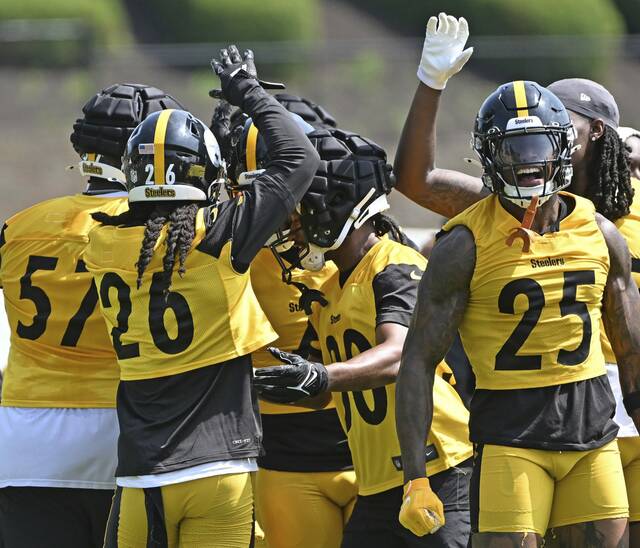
[346,0,625,83]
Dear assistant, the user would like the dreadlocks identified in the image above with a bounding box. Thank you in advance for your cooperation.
[92,202,200,290]
[587,126,634,222]
[372,213,419,251]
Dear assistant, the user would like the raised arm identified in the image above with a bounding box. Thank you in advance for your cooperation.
[394,14,487,219]
[598,214,640,430]
[205,46,320,272]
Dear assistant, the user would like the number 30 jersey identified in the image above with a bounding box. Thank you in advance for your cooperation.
[0,195,128,408]
[310,238,472,496]
[442,193,618,450]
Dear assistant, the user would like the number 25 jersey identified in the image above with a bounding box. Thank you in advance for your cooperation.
[442,193,617,450]
[310,238,472,496]
[0,195,127,408]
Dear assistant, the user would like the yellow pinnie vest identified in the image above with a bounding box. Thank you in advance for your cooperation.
[83,208,277,381]
[311,238,472,496]
[601,177,640,363]
[251,248,337,414]
[443,193,609,390]
[0,195,127,407]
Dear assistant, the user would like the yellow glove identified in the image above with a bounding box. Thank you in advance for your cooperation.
[398,477,445,537]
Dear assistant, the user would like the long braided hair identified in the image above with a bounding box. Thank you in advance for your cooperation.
[587,126,634,222]
[93,202,200,290]
[372,213,419,251]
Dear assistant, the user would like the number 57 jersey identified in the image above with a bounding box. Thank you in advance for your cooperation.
[310,238,472,496]
[0,195,128,408]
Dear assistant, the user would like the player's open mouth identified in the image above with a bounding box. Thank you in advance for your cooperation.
[516,166,544,187]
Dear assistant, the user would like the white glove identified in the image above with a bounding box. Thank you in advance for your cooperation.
[417,13,474,90]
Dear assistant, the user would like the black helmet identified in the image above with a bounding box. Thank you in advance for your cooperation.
[227,112,315,186]
[70,83,184,184]
[274,93,337,129]
[473,80,574,207]
[295,129,395,270]
[123,109,223,203]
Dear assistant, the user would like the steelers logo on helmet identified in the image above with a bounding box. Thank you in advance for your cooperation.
[123,109,224,203]
[294,129,395,271]
[473,80,574,208]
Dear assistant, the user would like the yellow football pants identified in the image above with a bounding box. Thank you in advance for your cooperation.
[105,472,253,548]
[619,436,640,523]
[255,468,358,548]
[474,440,629,535]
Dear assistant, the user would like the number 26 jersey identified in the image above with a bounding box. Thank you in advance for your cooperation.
[310,238,472,496]
[83,206,277,381]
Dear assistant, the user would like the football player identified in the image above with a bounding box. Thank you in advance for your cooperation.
[84,46,319,548]
[210,100,358,548]
[618,126,640,180]
[394,14,640,547]
[254,132,473,547]
[0,83,183,548]
[547,79,640,547]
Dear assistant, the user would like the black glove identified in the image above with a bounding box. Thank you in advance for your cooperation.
[210,45,258,107]
[210,44,285,104]
[209,100,233,161]
[253,347,329,404]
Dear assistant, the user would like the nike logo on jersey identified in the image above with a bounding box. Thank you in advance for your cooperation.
[330,314,341,324]
[410,270,423,281]
[391,444,439,471]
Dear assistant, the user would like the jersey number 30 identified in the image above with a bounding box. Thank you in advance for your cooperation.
[326,329,387,432]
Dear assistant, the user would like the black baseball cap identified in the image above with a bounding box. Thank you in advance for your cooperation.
[547,78,619,129]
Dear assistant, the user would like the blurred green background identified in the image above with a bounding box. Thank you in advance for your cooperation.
[1,0,639,231]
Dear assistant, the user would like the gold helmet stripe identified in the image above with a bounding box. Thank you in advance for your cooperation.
[153,109,174,184]
[246,123,259,172]
[86,153,96,161]
[513,80,529,117]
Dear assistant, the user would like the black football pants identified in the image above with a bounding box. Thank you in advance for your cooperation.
[0,486,113,548]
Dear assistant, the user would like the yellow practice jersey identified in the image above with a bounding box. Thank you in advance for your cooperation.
[311,238,472,495]
[83,207,277,381]
[443,192,609,391]
[251,248,337,414]
[0,194,127,407]
[601,177,640,363]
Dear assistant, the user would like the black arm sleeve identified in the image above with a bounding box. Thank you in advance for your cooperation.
[197,84,320,272]
[372,263,423,327]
